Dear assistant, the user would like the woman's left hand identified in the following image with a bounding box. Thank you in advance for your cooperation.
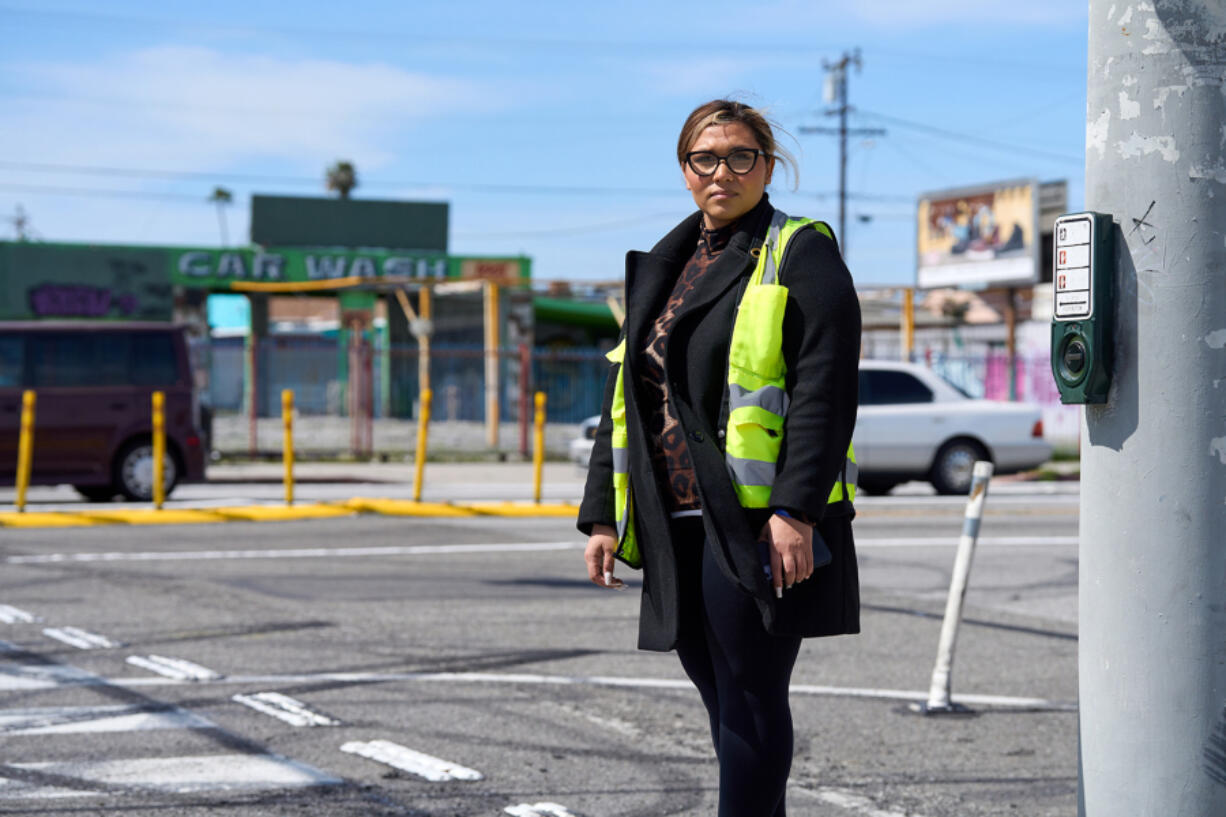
[759,513,813,596]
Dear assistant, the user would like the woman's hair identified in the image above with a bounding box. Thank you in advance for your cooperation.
[676,99,797,185]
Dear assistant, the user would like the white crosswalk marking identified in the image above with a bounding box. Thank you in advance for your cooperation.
[505,802,579,817]
[0,662,98,690]
[2,754,340,798]
[341,739,483,781]
[0,647,341,802]
[0,605,39,624]
[0,705,213,735]
[126,654,222,681]
[43,627,123,650]
[232,692,339,727]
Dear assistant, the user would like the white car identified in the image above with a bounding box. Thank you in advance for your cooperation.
[567,360,1053,496]
[568,416,600,468]
[854,360,1051,495]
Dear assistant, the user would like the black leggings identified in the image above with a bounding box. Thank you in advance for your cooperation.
[671,517,802,817]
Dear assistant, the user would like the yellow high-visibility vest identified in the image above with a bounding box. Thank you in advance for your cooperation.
[724,211,857,508]
[606,210,856,569]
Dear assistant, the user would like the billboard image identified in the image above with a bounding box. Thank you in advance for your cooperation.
[917,179,1039,289]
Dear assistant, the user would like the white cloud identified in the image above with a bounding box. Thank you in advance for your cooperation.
[746,0,1082,27]
[845,0,1084,26]
[2,45,504,170]
[637,54,810,98]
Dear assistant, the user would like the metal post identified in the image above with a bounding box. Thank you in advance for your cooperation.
[418,286,432,397]
[913,461,993,714]
[245,294,268,458]
[532,391,546,503]
[282,389,294,506]
[246,335,258,457]
[1081,4,1226,814]
[800,50,883,258]
[1004,287,1018,401]
[412,388,432,503]
[15,390,35,513]
[484,280,501,450]
[519,344,531,459]
[901,287,915,362]
[362,336,373,457]
[151,391,165,510]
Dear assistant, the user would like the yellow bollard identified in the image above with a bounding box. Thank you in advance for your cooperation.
[282,389,295,505]
[533,391,546,504]
[412,388,433,502]
[15,390,35,513]
[151,391,165,510]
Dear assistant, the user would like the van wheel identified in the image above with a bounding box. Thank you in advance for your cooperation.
[74,485,117,502]
[114,441,179,502]
[929,439,988,496]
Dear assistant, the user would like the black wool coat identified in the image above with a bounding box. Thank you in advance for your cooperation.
[577,194,862,652]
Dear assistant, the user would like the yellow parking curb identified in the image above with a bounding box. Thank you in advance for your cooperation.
[214,504,355,522]
[344,498,478,517]
[459,502,580,518]
[0,512,106,528]
[80,509,228,525]
[1,498,579,528]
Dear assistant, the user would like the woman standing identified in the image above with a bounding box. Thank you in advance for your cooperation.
[578,99,861,816]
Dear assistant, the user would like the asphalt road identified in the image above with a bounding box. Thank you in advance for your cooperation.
[0,479,1080,816]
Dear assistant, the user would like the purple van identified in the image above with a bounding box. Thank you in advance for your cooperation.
[0,322,207,501]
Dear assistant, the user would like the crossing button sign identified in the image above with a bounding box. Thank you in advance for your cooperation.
[1053,214,1095,320]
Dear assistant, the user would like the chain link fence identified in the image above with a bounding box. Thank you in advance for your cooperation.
[201,336,1075,457]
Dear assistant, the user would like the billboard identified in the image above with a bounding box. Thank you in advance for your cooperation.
[917,179,1040,289]
[250,195,448,252]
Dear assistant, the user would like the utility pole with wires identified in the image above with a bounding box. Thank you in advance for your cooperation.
[5,204,34,241]
[800,48,885,256]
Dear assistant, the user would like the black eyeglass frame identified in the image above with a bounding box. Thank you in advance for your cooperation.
[684,148,769,177]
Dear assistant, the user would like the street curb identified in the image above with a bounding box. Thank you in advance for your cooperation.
[0,499,580,528]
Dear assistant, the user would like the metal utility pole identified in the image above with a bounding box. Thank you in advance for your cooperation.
[1080,3,1226,815]
[800,49,884,255]
[6,205,31,241]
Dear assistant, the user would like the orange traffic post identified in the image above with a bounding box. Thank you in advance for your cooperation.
[15,390,36,513]
[532,391,546,503]
[412,388,433,503]
[151,391,166,510]
[282,389,295,505]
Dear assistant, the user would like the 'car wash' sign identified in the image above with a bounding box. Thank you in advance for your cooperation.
[172,248,449,286]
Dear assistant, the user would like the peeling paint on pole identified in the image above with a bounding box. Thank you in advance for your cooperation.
[1082,1,1226,814]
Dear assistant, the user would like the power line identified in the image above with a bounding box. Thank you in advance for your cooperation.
[0,4,839,54]
[0,183,240,203]
[0,4,1077,73]
[856,110,1082,165]
[0,161,913,202]
[453,211,681,240]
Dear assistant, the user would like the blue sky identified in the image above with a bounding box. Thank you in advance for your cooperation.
[0,1,1088,287]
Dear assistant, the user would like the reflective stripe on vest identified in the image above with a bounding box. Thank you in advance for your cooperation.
[605,339,641,569]
[724,210,857,507]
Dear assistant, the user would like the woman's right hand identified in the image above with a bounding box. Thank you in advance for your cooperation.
[585,524,626,590]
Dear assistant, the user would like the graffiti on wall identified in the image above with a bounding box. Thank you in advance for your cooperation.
[27,284,139,318]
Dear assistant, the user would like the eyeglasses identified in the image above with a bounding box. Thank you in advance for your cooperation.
[684,148,768,176]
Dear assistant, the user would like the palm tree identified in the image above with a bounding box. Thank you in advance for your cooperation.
[325,160,358,199]
[207,186,233,246]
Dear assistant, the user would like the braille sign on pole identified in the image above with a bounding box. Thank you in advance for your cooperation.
[1053,214,1094,321]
